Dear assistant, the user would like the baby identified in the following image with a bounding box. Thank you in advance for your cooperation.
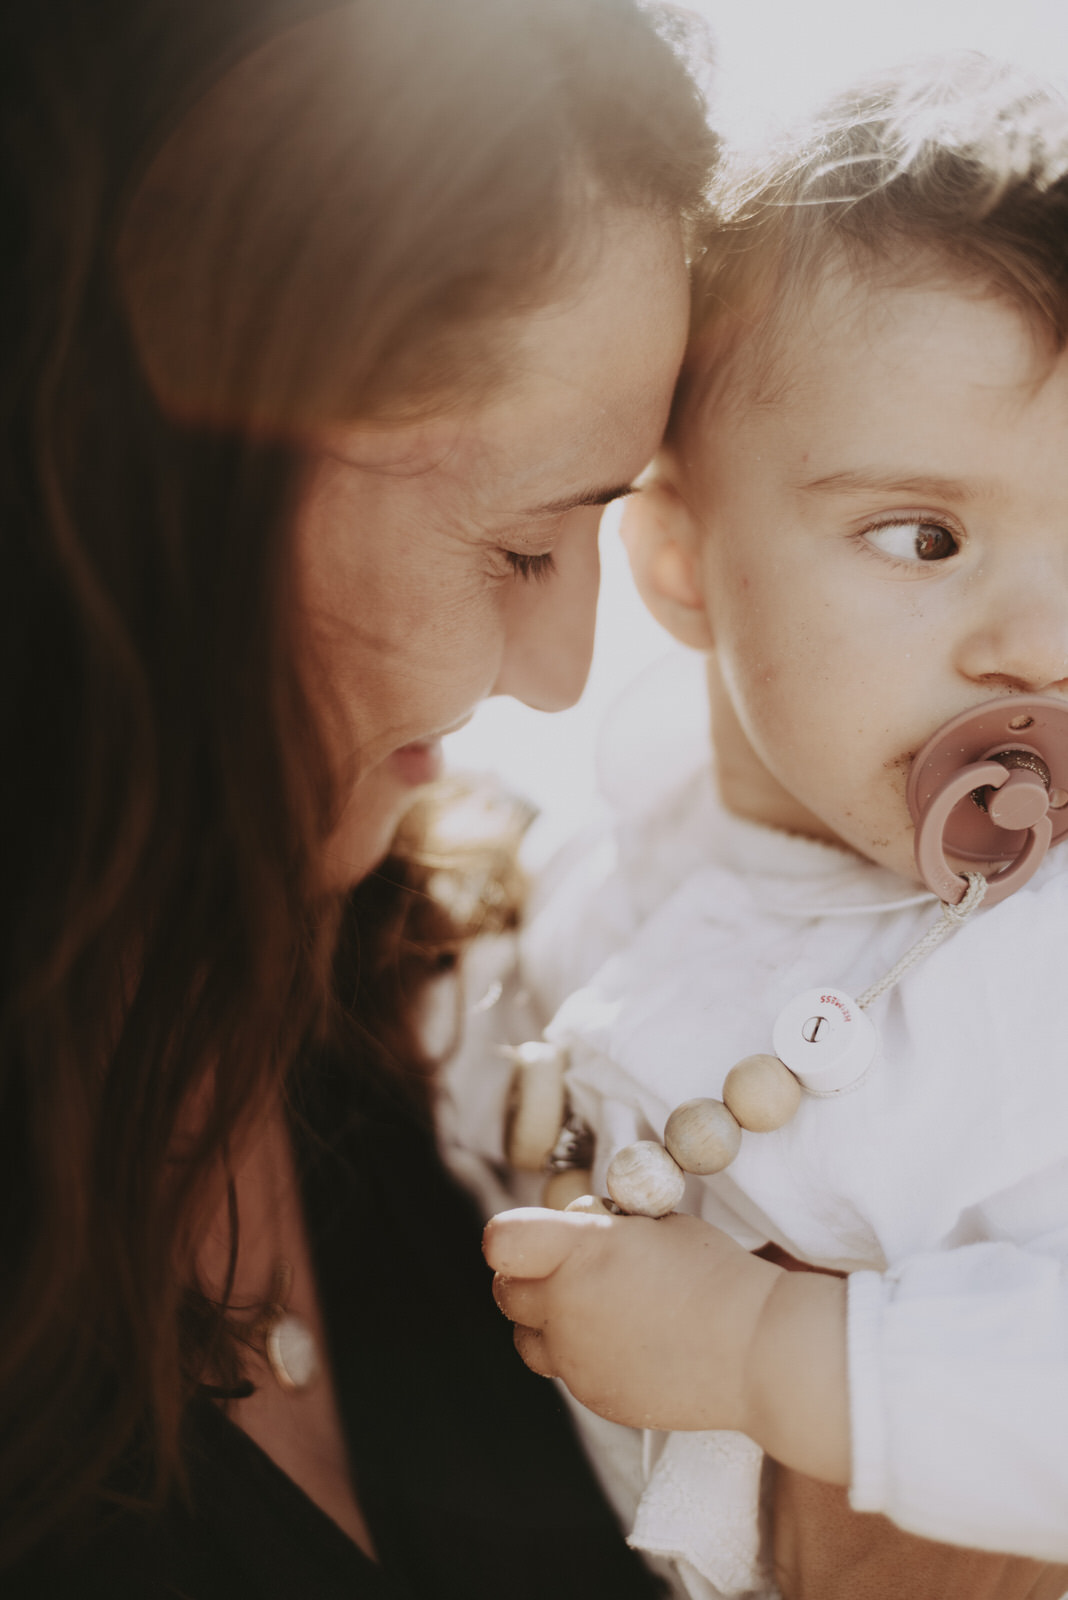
[467,53,1068,1600]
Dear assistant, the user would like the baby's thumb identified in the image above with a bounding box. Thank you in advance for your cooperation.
[482,1206,611,1279]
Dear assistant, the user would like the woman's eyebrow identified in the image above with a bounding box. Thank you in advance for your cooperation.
[522,482,638,516]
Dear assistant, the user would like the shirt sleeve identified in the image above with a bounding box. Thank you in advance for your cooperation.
[848,1241,1068,1559]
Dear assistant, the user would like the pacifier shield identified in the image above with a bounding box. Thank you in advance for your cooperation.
[906,696,1068,905]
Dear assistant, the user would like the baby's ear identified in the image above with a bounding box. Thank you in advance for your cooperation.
[621,478,713,651]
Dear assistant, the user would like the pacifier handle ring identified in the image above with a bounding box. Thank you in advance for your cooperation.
[914,759,1053,907]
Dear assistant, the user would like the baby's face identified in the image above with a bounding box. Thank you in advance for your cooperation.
[668,265,1068,884]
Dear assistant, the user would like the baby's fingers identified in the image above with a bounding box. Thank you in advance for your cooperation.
[482,1206,611,1279]
[512,1324,556,1377]
[493,1272,549,1330]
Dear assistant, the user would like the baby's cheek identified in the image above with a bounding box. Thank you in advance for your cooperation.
[829,774,919,879]
[753,675,839,778]
[866,787,922,876]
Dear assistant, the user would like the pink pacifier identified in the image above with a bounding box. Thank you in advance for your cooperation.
[907,695,1068,907]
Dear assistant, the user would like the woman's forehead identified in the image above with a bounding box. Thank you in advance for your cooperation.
[319,211,689,515]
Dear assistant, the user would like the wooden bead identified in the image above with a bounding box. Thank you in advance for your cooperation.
[722,1053,802,1132]
[542,1168,595,1211]
[503,1041,568,1171]
[663,1097,741,1175]
[564,1192,611,1216]
[606,1141,685,1217]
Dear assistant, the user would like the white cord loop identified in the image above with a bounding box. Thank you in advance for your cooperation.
[857,871,988,1010]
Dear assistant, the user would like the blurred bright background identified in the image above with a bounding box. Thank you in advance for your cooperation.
[445,0,1068,852]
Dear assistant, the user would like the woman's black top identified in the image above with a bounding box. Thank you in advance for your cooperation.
[9,1053,664,1599]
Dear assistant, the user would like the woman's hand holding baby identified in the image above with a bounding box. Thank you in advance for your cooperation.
[483,1207,851,1485]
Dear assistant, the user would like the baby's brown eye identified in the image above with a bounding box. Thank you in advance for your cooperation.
[914,523,958,561]
[865,518,959,564]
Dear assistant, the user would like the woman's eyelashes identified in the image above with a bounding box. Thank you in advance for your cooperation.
[860,515,961,566]
[503,548,558,582]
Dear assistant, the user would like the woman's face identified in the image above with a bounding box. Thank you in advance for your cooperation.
[296,208,690,888]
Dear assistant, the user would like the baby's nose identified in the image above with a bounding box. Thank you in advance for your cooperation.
[957,589,1068,695]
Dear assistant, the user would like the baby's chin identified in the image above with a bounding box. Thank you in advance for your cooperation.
[841,833,1000,900]
[808,808,924,890]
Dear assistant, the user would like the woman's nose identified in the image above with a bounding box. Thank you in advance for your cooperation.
[956,575,1068,695]
[492,513,601,712]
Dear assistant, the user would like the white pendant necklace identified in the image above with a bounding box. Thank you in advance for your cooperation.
[258,1259,322,1395]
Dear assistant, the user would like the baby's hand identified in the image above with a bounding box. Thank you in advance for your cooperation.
[483,1207,782,1434]
[485,1207,851,1482]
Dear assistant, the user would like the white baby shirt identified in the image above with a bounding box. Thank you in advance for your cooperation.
[439,653,1068,1597]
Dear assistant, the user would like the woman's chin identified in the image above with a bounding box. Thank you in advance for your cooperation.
[319,741,446,891]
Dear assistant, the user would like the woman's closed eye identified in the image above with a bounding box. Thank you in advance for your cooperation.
[503,548,558,582]
[861,516,960,565]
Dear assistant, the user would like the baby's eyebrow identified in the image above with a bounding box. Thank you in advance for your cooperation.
[797,467,983,502]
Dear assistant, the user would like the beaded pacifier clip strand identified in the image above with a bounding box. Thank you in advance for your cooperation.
[502,695,1068,1218]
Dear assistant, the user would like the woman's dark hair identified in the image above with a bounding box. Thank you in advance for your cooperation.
[0,0,716,1561]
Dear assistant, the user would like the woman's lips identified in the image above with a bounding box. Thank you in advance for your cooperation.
[389,738,444,786]
[387,712,475,786]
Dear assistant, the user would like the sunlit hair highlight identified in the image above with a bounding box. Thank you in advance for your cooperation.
[118,0,716,431]
[671,53,1068,438]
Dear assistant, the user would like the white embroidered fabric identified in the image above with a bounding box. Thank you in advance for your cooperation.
[630,1429,773,1599]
